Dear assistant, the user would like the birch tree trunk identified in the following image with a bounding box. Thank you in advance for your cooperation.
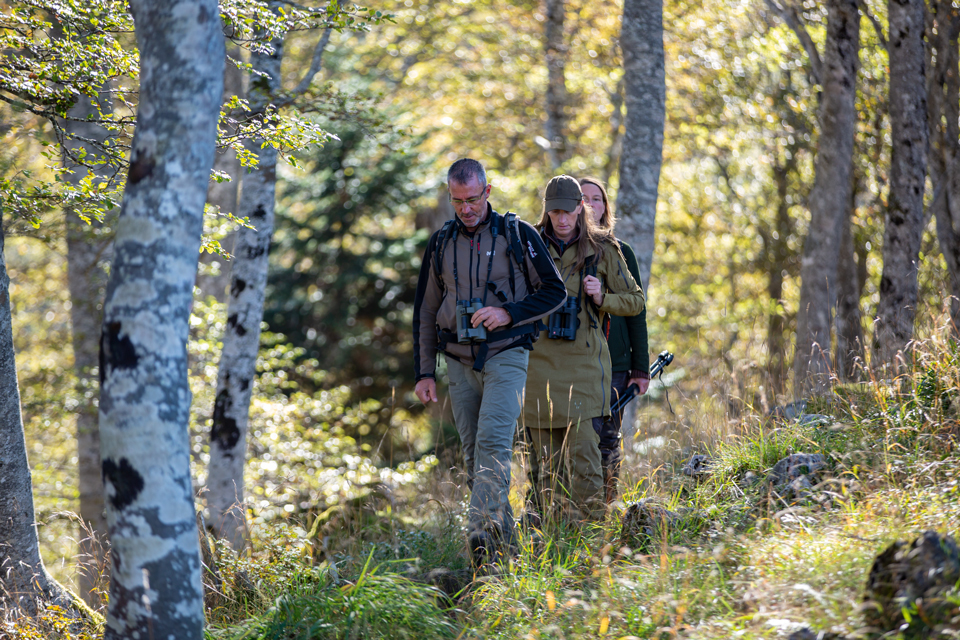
[98,1,224,637]
[615,0,664,293]
[874,0,929,370]
[543,0,569,169]
[63,90,114,606]
[0,225,75,615]
[206,29,282,550]
[793,0,859,395]
[197,43,245,302]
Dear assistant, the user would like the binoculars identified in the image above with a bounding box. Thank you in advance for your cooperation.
[456,298,487,344]
[546,296,579,340]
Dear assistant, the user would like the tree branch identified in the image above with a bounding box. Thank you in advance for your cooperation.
[765,0,823,85]
[292,27,332,96]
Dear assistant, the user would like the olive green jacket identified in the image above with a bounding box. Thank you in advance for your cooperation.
[522,235,645,429]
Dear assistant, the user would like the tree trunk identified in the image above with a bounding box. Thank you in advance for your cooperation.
[543,0,569,169]
[51,14,116,604]
[929,1,960,330]
[197,42,245,302]
[766,158,793,393]
[835,181,865,381]
[763,69,805,396]
[63,90,114,606]
[206,26,282,551]
[0,225,75,615]
[615,0,665,294]
[874,0,929,370]
[98,1,224,638]
[793,0,860,395]
[414,185,454,233]
[602,78,625,186]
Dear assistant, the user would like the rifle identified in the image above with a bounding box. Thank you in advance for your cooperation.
[609,350,674,414]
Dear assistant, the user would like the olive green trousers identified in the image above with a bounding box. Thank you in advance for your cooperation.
[525,419,605,522]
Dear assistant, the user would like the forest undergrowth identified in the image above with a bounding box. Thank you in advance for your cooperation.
[10,310,960,639]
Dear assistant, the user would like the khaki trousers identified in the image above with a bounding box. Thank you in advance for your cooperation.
[445,348,529,544]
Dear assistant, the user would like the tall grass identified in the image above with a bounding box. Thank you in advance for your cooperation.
[13,313,960,639]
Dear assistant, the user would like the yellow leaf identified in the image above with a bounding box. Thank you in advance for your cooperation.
[599,615,609,634]
[546,590,556,611]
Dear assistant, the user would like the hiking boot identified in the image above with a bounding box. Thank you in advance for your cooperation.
[519,510,542,531]
[468,530,494,569]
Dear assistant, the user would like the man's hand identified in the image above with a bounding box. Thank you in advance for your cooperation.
[628,377,649,396]
[583,275,604,306]
[415,378,438,404]
[471,306,512,330]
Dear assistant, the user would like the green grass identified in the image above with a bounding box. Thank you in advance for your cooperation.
[207,553,458,640]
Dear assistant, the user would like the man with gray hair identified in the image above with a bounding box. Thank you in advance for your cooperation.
[413,158,565,567]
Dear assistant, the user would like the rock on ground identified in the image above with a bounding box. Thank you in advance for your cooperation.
[767,453,827,486]
[766,453,828,503]
[787,629,848,640]
[619,500,680,546]
[862,530,960,638]
[681,454,712,480]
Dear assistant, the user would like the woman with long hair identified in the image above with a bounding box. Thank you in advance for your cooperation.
[580,177,650,504]
[522,175,645,522]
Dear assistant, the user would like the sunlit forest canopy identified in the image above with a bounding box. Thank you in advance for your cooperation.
[266,0,947,401]
[3,0,948,404]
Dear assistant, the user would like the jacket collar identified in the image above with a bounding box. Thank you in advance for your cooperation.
[543,226,582,255]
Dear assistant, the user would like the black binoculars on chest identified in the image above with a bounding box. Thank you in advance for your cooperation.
[546,296,580,340]
[456,298,487,344]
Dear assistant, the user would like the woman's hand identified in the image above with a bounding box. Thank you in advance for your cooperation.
[628,377,649,395]
[583,275,604,306]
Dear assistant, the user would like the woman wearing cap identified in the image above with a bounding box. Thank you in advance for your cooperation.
[580,177,650,505]
[522,175,645,522]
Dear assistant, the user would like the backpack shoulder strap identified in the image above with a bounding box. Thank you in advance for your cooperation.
[581,253,600,329]
[584,252,599,279]
[432,220,456,289]
[504,212,533,290]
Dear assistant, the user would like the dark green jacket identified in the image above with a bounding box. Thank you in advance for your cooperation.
[605,240,649,376]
